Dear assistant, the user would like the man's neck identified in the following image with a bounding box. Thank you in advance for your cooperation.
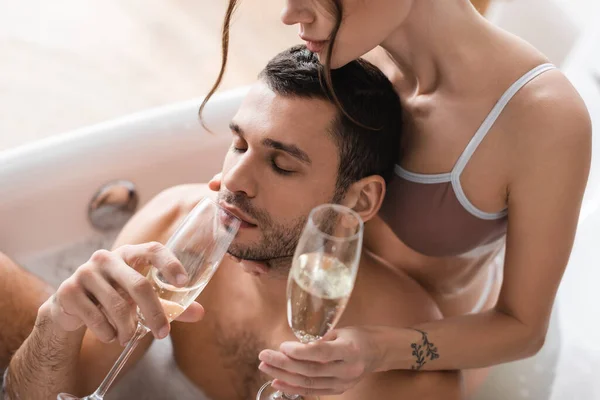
[248,262,291,309]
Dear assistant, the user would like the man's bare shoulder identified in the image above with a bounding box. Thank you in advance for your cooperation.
[345,253,443,330]
[114,184,215,247]
[147,183,216,214]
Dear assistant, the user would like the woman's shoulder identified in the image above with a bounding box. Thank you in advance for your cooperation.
[499,64,591,152]
[499,65,592,201]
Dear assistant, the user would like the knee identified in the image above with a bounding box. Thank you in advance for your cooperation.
[0,252,23,276]
[0,251,14,269]
[0,251,53,311]
[0,252,51,369]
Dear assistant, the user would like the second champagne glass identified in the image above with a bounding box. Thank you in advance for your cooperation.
[58,197,241,400]
[257,204,364,400]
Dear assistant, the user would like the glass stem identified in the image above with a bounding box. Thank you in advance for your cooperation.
[91,321,150,399]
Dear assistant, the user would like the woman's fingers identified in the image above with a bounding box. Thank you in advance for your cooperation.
[258,362,340,392]
[269,378,339,397]
[258,349,350,378]
[208,173,223,191]
[278,337,347,363]
[257,329,372,396]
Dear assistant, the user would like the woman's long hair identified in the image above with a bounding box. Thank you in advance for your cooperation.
[198,0,489,127]
[198,0,357,127]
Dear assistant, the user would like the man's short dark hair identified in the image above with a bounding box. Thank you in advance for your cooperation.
[259,45,403,194]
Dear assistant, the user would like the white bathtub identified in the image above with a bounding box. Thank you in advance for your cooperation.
[2,32,600,400]
[0,86,249,287]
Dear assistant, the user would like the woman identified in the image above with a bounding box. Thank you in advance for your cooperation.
[204,0,591,397]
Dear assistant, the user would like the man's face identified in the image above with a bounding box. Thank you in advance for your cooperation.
[218,81,341,276]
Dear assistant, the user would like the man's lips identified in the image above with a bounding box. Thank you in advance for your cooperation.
[219,202,257,228]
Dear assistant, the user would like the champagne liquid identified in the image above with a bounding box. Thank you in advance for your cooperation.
[159,299,186,321]
[138,256,218,326]
[287,253,354,343]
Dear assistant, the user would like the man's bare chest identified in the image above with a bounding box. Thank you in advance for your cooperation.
[169,278,293,399]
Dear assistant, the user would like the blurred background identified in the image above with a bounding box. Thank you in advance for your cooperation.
[0,0,299,151]
[0,0,597,151]
[1,1,600,398]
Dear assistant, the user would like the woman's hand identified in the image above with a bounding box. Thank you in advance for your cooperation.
[208,172,222,192]
[209,172,270,271]
[258,327,384,396]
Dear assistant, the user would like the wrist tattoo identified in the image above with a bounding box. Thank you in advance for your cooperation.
[410,329,439,370]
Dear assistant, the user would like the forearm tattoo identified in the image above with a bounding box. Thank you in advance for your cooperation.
[410,329,440,370]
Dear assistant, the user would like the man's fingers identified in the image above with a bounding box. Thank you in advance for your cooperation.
[101,255,169,339]
[78,269,137,345]
[116,243,187,287]
[57,286,116,343]
[174,301,205,323]
[49,295,84,332]
[50,243,192,342]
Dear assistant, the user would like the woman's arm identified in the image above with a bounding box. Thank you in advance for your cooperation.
[379,76,592,372]
[257,75,592,395]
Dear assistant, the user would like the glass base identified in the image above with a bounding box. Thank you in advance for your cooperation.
[57,393,101,400]
[256,381,319,400]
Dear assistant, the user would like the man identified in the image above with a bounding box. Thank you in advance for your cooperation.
[0,253,54,370]
[3,45,462,399]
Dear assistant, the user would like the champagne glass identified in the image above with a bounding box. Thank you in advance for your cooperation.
[58,197,240,400]
[257,204,364,400]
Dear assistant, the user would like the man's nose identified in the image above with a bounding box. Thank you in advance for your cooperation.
[222,155,258,198]
[281,0,314,26]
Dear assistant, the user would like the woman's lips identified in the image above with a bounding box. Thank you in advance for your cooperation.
[302,38,328,53]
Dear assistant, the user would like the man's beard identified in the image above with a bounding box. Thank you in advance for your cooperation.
[218,187,345,277]
[218,190,306,275]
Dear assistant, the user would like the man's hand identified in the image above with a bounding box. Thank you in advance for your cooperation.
[49,242,204,346]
